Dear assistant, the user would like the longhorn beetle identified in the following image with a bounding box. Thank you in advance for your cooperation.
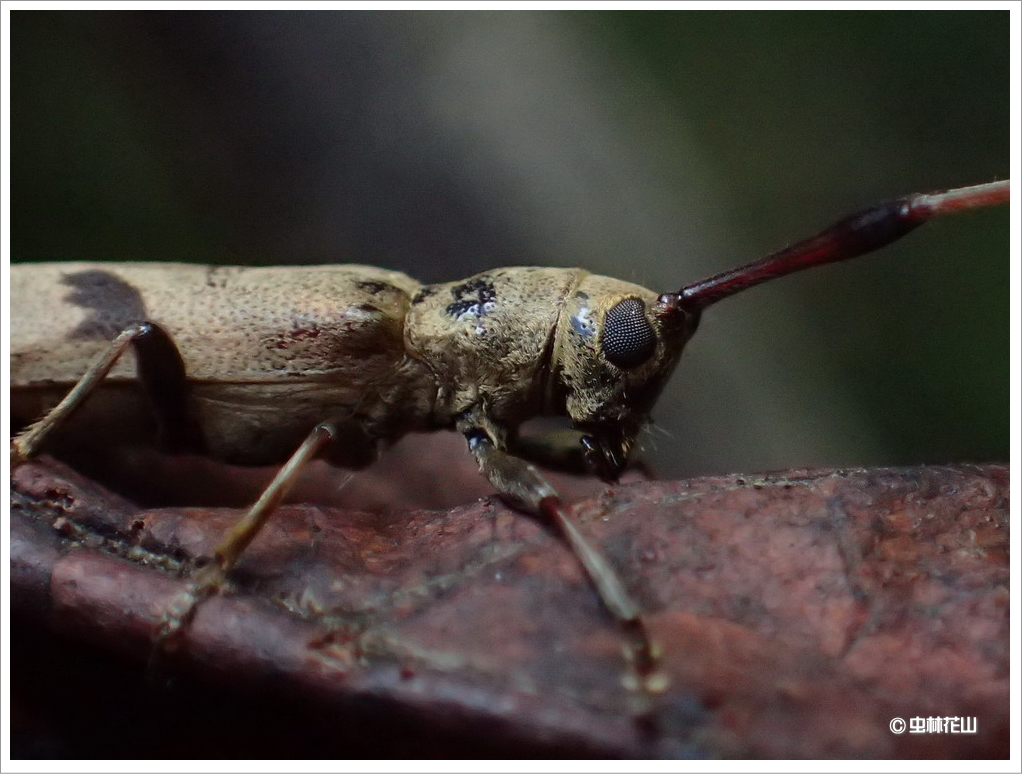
[9,179,1011,700]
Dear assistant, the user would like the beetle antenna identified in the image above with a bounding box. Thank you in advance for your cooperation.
[663,180,1010,314]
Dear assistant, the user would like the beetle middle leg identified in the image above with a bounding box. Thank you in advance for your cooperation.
[156,421,338,648]
[459,418,667,703]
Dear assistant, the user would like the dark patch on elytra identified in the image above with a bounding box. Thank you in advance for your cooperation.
[204,266,230,289]
[271,321,324,350]
[446,277,497,319]
[62,270,148,340]
[356,280,394,295]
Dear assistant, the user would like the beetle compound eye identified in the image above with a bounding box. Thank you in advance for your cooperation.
[601,298,657,369]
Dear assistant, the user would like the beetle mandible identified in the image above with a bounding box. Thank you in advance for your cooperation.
[9,179,1010,696]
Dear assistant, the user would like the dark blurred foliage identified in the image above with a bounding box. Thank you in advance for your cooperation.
[10,10,1009,477]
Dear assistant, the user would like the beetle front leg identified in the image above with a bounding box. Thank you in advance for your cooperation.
[459,419,666,699]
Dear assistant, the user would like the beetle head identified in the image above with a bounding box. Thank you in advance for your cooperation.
[551,274,700,482]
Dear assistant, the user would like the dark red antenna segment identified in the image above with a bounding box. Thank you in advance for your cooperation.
[674,180,1010,312]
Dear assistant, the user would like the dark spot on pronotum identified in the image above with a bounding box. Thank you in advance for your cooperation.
[446,276,498,319]
[63,270,148,340]
[412,286,437,305]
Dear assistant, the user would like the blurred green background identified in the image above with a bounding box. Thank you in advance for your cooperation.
[10,10,1009,478]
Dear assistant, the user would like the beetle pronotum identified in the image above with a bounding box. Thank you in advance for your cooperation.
[9,179,1010,702]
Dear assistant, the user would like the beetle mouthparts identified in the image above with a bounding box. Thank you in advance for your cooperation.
[581,433,626,484]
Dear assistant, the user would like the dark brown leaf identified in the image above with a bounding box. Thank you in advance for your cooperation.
[10,453,1009,758]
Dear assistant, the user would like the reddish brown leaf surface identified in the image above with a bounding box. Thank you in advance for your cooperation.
[9,444,1010,759]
